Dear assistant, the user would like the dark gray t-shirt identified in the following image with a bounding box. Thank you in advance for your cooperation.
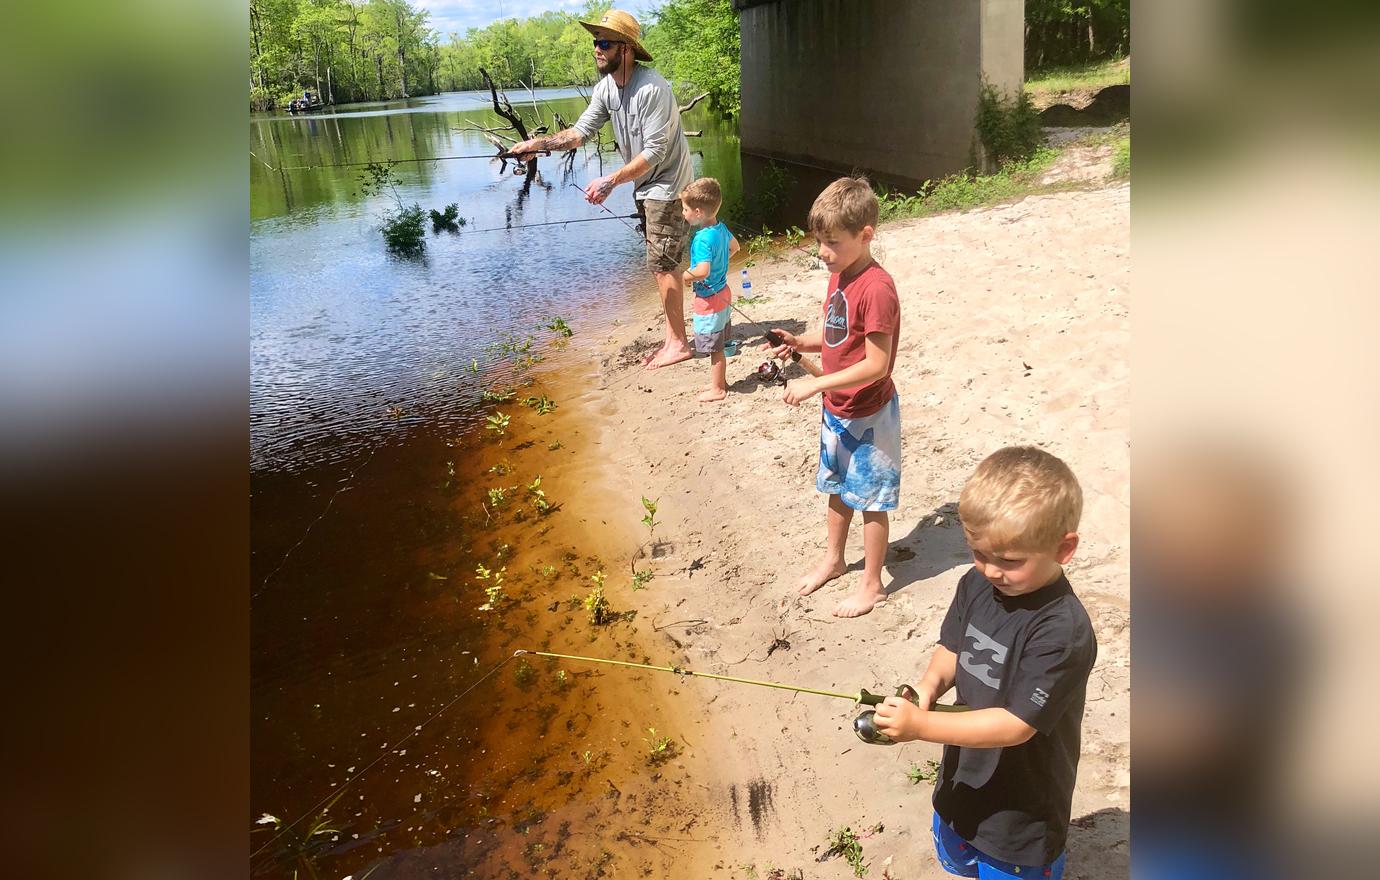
[932,567,1097,865]
[573,64,694,202]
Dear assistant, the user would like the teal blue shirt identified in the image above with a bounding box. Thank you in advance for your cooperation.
[688,222,733,298]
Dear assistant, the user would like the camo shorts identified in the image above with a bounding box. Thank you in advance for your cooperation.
[635,197,689,275]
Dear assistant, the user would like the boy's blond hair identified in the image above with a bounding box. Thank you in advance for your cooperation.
[807,176,879,236]
[681,177,722,213]
[959,446,1083,551]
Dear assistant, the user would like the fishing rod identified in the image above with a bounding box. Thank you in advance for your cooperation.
[567,183,644,236]
[516,649,968,745]
[268,150,552,173]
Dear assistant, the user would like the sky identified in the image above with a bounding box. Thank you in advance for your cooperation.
[416,0,659,42]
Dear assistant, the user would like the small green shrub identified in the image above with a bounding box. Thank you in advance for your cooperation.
[430,203,464,232]
[976,80,1043,166]
[382,204,427,255]
[1111,135,1131,178]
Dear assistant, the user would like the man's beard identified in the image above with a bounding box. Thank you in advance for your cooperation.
[595,51,621,76]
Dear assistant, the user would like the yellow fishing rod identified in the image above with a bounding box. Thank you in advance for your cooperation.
[515,649,969,745]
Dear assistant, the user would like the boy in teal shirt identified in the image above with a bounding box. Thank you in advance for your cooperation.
[680,177,739,403]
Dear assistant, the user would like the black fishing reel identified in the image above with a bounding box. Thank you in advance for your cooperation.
[755,330,802,384]
[853,684,920,745]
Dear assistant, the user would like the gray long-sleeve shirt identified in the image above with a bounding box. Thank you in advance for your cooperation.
[573,64,694,202]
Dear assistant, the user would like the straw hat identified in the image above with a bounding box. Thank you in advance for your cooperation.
[580,9,653,62]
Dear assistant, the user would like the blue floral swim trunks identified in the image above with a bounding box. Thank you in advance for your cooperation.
[816,394,901,512]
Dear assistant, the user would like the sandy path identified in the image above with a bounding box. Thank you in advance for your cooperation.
[574,180,1129,878]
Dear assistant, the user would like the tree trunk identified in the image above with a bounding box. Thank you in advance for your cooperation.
[398,47,409,98]
[376,54,385,98]
[327,65,335,104]
[313,44,322,99]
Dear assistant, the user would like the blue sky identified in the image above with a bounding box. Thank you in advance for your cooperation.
[416,1,658,41]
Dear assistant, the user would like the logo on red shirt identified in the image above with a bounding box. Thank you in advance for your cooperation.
[824,288,848,347]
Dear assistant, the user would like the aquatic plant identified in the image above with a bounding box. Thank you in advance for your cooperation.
[475,564,506,611]
[542,316,574,338]
[488,461,513,475]
[527,476,551,513]
[252,792,345,879]
[584,571,610,625]
[358,162,427,255]
[487,486,509,509]
[640,496,660,541]
[554,669,571,690]
[484,411,510,436]
[429,203,466,232]
[631,569,653,591]
[521,394,557,415]
[481,387,514,402]
[644,727,676,765]
[514,658,535,688]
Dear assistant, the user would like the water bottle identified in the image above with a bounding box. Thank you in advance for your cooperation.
[740,268,751,297]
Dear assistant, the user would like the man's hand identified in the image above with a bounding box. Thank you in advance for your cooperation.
[764,328,798,360]
[584,175,617,205]
[782,377,819,406]
[508,138,545,161]
[872,695,926,743]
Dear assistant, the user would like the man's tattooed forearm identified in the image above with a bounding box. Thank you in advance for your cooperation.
[541,130,582,152]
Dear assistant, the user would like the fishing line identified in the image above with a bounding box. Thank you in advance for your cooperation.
[249,652,518,863]
[567,183,643,236]
[449,213,637,236]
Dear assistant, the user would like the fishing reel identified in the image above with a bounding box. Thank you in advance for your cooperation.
[853,684,920,745]
[755,330,803,385]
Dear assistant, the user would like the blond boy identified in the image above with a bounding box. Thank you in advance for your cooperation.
[873,446,1097,880]
[680,178,740,403]
[769,176,900,617]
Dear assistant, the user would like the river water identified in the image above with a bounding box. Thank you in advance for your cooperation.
[250,89,742,878]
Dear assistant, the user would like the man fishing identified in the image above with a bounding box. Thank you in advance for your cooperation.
[509,9,695,370]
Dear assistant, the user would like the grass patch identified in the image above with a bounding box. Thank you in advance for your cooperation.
[876,147,1060,223]
[1111,134,1131,178]
[1025,57,1130,96]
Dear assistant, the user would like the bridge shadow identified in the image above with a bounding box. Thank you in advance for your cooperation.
[881,500,972,597]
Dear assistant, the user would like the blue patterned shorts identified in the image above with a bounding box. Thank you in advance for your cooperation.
[816,394,900,512]
[932,813,1066,880]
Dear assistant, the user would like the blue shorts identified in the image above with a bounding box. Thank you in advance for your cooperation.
[933,813,1066,880]
[816,394,900,512]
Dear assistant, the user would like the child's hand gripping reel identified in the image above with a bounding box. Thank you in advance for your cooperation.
[853,685,920,745]
[755,330,802,385]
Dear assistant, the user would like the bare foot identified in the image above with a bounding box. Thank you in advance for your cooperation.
[697,387,727,403]
[797,558,846,596]
[641,344,666,366]
[646,345,693,370]
[834,583,887,618]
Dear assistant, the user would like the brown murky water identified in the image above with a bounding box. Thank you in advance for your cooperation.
[251,341,726,879]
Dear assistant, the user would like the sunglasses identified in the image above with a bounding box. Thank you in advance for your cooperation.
[593,38,624,50]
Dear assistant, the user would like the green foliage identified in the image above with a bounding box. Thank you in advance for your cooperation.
[906,759,940,785]
[584,571,611,625]
[521,394,557,415]
[475,563,506,611]
[481,387,514,402]
[430,203,465,231]
[542,316,574,338]
[976,81,1043,167]
[640,496,659,539]
[1025,56,1130,95]
[253,793,346,878]
[875,148,1059,223]
[486,486,509,509]
[1025,0,1130,68]
[514,658,536,688]
[1111,134,1131,178]
[527,476,552,513]
[643,727,676,764]
[250,0,444,109]
[642,0,741,115]
[381,204,426,254]
[484,411,510,436]
[823,826,866,878]
[631,569,653,591]
[554,668,571,690]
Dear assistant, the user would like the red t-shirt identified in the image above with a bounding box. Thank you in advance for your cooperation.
[820,261,900,418]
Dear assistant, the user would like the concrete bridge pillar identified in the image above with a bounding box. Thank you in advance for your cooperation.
[736,0,1024,211]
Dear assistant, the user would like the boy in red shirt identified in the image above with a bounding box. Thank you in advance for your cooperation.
[769,176,901,617]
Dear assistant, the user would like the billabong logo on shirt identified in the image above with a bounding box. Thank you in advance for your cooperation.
[959,623,1009,690]
[824,289,848,347]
